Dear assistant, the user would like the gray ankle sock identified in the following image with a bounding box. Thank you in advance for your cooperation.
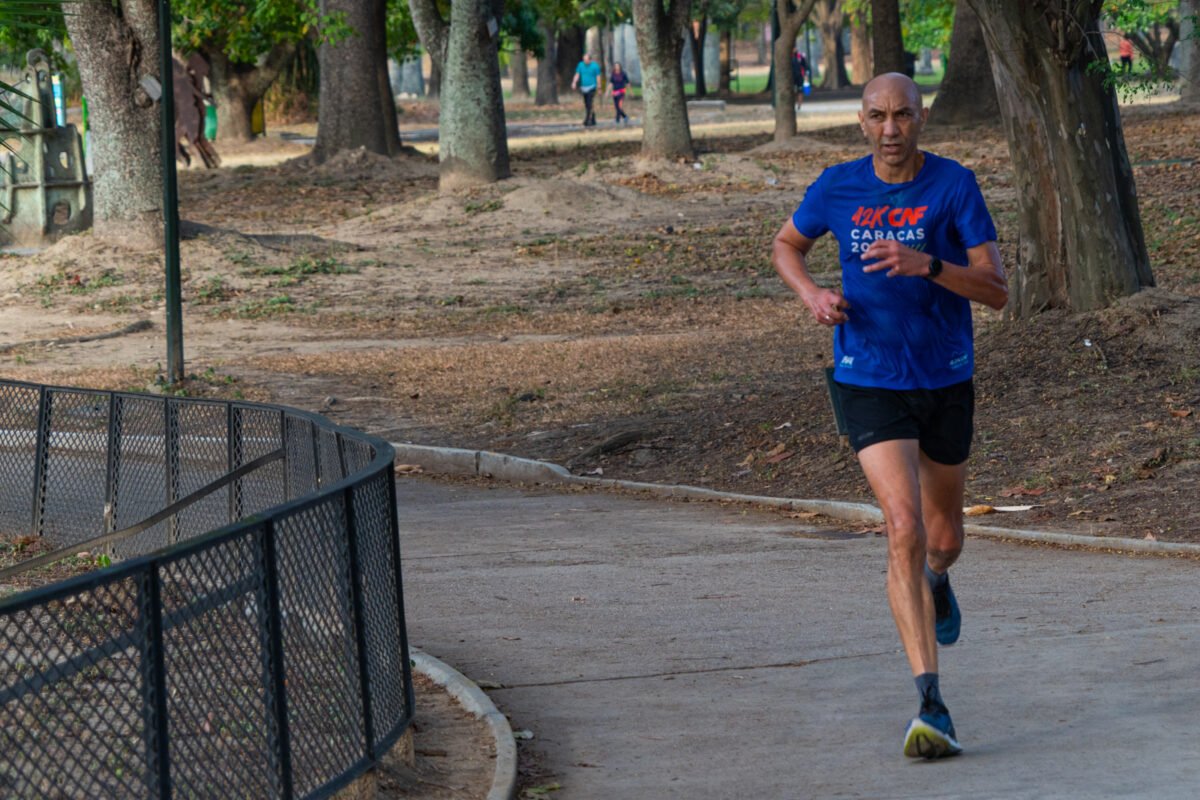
[925,563,948,591]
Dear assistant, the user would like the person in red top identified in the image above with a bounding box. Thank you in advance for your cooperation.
[609,62,630,124]
[1118,37,1134,73]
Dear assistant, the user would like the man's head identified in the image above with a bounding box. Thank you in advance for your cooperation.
[583,53,593,64]
[858,73,928,176]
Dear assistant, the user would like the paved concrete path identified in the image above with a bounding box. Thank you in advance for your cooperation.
[397,477,1200,799]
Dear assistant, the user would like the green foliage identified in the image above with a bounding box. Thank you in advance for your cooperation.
[1103,0,1178,34]
[900,0,954,52]
[174,0,349,64]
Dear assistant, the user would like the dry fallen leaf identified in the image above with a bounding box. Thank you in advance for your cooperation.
[765,442,788,458]
[964,504,995,516]
[395,464,424,474]
[992,505,1038,512]
[999,486,1047,498]
[764,449,795,464]
[1169,408,1192,418]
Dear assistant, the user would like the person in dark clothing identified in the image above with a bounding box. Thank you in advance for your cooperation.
[609,62,630,124]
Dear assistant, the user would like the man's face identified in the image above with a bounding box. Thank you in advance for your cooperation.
[583,54,592,64]
[858,80,927,170]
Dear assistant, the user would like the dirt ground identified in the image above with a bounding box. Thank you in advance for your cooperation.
[2,100,1199,542]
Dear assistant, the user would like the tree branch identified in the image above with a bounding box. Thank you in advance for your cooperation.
[408,0,449,69]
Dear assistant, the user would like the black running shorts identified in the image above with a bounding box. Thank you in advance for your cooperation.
[834,379,974,465]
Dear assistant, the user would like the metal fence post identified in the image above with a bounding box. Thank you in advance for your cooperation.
[343,485,376,759]
[138,563,173,800]
[165,398,180,545]
[29,386,50,537]
[105,395,122,537]
[259,519,294,799]
[384,463,416,718]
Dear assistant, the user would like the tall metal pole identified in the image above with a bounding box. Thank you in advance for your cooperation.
[159,0,184,384]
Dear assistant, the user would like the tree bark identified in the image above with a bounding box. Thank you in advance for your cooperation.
[688,16,709,97]
[849,6,872,84]
[510,48,531,98]
[411,0,510,188]
[535,20,559,104]
[871,0,904,75]
[773,0,819,141]
[314,0,400,163]
[64,0,161,248]
[1128,21,1179,72]
[207,42,298,143]
[428,59,442,97]
[633,0,695,159]
[966,0,1154,316]
[814,0,850,89]
[719,28,733,93]
[557,26,585,91]
[929,3,997,125]
[1181,0,1199,104]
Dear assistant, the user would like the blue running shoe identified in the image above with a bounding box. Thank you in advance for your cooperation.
[903,707,963,759]
[932,573,961,646]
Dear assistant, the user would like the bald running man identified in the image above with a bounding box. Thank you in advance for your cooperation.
[772,73,1007,759]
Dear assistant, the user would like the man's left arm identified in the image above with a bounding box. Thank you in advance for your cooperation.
[861,240,1008,311]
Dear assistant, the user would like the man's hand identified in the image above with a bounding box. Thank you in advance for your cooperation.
[802,288,851,327]
[861,240,932,278]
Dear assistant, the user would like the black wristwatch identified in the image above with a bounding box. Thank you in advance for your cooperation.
[926,256,943,280]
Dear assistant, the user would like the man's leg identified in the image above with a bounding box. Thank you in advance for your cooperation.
[920,452,966,643]
[857,439,937,676]
[857,439,962,758]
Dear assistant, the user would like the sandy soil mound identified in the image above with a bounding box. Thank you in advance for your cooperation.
[284,146,440,182]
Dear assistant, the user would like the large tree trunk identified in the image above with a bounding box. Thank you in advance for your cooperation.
[314,0,400,162]
[1182,0,1199,104]
[633,0,694,159]
[718,28,733,93]
[535,20,559,104]
[773,0,819,141]
[929,3,997,125]
[428,58,442,97]
[688,17,709,97]
[871,0,904,75]
[411,0,510,189]
[557,26,585,91]
[849,6,872,84]
[966,0,1154,316]
[64,0,161,248]
[814,0,850,89]
[208,43,297,144]
[510,48,531,98]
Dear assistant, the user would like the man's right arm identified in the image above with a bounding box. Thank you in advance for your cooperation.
[773,219,849,326]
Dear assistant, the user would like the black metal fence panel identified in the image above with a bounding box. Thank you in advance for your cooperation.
[0,379,412,799]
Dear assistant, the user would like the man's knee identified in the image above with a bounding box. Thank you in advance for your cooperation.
[926,544,961,572]
[885,511,926,567]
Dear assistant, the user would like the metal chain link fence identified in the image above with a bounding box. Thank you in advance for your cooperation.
[0,378,414,798]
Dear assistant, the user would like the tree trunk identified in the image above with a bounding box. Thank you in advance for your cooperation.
[208,43,297,144]
[871,0,904,75]
[719,28,732,93]
[632,0,694,159]
[688,17,709,97]
[814,0,850,89]
[557,26,585,91]
[510,48,531,98]
[849,7,872,84]
[314,0,399,163]
[758,23,769,64]
[1182,0,1199,104]
[535,21,559,105]
[428,59,442,97]
[773,0,819,141]
[418,0,510,189]
[929,3,997,125]
[966,0,1154,316]
[64,0,161,248]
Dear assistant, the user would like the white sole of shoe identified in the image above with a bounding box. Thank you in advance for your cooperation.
[903,718,963,759]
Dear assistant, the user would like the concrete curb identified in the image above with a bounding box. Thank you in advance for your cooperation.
[410,650,517,800]
[393,442,1200,557]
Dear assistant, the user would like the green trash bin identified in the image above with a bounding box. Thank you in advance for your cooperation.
[204,104,217,140]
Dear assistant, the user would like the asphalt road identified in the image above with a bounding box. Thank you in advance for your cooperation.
[397,477,1200,799]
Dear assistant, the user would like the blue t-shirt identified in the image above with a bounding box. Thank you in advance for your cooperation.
[791,152,997,390]
[575,61,601,91]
